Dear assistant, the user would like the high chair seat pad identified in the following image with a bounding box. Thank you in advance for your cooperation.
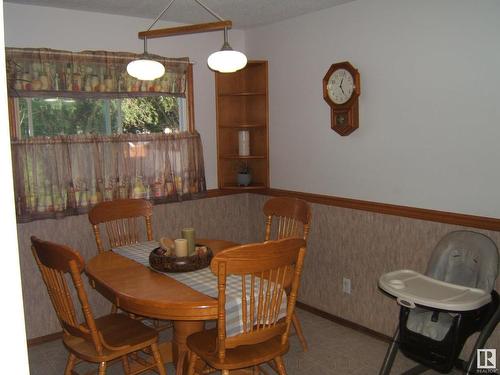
[406,307,454,341]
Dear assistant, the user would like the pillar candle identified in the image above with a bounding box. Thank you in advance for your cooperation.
[182,228,196,256]
[238,130,250,156]
[174,238,188,257]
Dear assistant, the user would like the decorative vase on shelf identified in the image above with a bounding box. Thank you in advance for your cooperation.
[237,173,252,187]
[237,162,251,186]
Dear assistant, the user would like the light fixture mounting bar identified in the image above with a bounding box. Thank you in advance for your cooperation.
[139,20,232,39]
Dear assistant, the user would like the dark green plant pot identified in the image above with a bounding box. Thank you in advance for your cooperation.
[237,173,252,187]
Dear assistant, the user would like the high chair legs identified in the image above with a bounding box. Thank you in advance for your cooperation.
[465,305,500,374]
[379,328,399,375]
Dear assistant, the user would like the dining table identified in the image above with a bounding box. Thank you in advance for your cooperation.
[85,238,256,375]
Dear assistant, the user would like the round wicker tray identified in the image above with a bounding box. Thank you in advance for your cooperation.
[149,245,213,273]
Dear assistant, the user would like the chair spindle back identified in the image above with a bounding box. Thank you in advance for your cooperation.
[263,197,312,241]
[31,236,103,354]
[88,199,153,253]
[210,238,307,361]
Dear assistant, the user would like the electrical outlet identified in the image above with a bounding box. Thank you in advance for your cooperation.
[342,277,351,294]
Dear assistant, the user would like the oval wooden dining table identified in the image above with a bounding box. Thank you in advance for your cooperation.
[85,239,240,375]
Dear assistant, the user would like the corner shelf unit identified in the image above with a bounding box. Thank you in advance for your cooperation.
[215,61,269,190]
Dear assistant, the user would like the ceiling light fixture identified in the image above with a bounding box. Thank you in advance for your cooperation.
[127,37,166,80]
[127,0,247,80]
[207,27,247,73]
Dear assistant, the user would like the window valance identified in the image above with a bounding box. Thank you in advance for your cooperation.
[6,47,189,99]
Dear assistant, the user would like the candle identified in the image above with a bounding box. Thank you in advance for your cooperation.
[174,238,188,257]
[182,228,196,256]
[238,130,250,156]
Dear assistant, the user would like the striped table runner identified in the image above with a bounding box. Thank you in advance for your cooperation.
[113,241,287,337]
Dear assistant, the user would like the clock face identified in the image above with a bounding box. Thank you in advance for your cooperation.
[327,68,354,105]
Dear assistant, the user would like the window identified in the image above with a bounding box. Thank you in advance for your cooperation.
[15,96,187,138]
[7,47,206,222]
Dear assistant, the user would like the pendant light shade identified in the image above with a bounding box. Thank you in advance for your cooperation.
[127,57,165,80]
[130,0,248,78]
[207,28,247,73]
[208,44,247,73]
[127,37,165,81]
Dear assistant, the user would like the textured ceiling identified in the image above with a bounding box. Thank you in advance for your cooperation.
[4,0,355,28]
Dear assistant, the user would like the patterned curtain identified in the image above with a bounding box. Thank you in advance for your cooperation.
[11,132,206,222]
[5,48,188,98]
[7,47,207,222]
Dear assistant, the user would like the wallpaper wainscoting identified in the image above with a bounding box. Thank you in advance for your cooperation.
[247,194,500,354]
[18,194,251,339]
[18,192,500,355]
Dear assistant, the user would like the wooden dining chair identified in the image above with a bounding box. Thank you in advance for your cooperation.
[88,198,153,254]
[186,238,307,375]
[31,236,166,375]
[88,198,170,331]
[263,196,312,352]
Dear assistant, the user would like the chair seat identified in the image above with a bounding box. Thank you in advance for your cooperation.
[187,327,289,370]
[63,313,158,362]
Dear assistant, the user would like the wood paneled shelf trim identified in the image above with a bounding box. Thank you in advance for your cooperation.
[219,124,266,129]
[221,185,267,190]
[262,188,500,232]
[218,91,266,97]
[205,188,246,197]
[221,155,266,159]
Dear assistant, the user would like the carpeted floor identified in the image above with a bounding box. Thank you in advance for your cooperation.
[27,307,463,374]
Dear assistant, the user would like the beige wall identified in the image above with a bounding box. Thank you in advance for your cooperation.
[20,193,499,355]
[246,0,500,218]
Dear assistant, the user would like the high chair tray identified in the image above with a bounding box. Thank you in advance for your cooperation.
[378,269,491,311]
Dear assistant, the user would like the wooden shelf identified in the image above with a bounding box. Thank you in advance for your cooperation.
[218,91,266,97]
[219,124,266,129]
[221,155,266,160]
[216,61,269,189]
[221,184,267,190]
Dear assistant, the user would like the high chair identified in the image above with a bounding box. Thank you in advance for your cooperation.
[379,231,499,374]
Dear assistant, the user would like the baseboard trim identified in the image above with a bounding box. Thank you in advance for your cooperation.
[260,188,500,232]
[296,301,392,344]
[27,331,62,347]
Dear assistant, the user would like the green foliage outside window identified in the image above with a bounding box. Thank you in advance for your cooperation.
[18,96,181,138]
[121,96,179,134]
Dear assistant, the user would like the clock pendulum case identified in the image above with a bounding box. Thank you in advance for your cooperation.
[323,61,360,136]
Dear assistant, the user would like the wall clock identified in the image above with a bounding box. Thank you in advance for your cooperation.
[323,61,360,136]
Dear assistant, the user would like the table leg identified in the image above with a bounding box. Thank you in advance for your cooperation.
[173,320,205,375]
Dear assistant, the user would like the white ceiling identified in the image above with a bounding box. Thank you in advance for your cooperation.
[4,0,355,28]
